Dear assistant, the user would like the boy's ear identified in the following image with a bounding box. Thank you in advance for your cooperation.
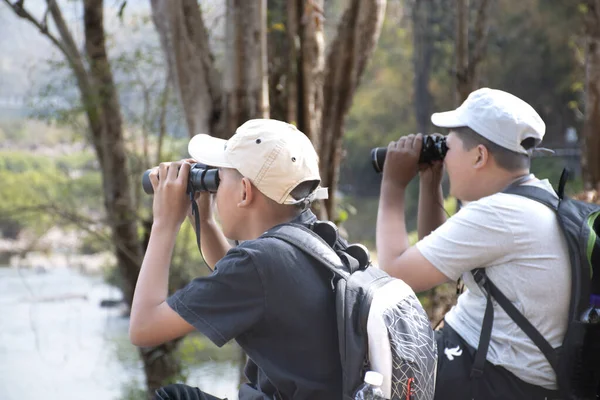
[473,145,489,169]
[238,177,254,208]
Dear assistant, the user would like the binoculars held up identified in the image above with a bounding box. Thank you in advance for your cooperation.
[370,135,448,173]
[142,163,220,195]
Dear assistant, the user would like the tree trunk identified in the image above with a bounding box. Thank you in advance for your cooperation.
[455,0,470,104]
[84,1,181,395]
[84,0,142,307]
[412,0,434,134]
[222,0,270,136]
[140,341,183,398]
[150,0,224,138]
[297,0,325,146]
[455,0,491,104]
[320,0,387,220]
[582,1,600,191]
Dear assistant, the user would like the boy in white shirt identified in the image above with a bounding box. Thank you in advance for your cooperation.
[376,88,568,399]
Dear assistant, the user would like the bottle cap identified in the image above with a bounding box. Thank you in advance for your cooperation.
[364,371,384,387]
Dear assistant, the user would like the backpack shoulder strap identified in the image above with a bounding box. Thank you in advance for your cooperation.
[503,184,560,210]
[262,223,350,280]
[471,268,560,378]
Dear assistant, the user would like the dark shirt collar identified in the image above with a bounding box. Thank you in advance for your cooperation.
[290,209,318,226]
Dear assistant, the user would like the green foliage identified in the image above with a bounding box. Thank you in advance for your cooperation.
[178,333,241,365]
[0,118,73,147]
[119,382,147,400]
[79,229,111,255]
[0,149,103,238]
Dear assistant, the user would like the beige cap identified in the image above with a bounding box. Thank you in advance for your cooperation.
[188,119,327,205]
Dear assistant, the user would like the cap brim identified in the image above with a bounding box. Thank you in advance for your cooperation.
[431,110,466,128]
[188,134,234,168]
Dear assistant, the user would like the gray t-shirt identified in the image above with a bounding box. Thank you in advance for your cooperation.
[416,179,570,389]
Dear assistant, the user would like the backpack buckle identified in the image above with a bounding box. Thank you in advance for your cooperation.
[472,269,487,286]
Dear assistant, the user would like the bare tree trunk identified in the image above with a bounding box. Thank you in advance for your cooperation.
[412,0,434,134]
[222,0,270,135]
[150,0,224,138]
[455,0,491,104]
[286,0,300,124]
[582,0,600,191]
[85,1,182,395]
[455,0,470,105]
[320,0,387,220]
[298,0,325,146]
[270,0,325,143]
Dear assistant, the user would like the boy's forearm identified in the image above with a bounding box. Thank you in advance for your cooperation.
[376,182,410,273]
[417,178,446,240]
[131,223,177,325]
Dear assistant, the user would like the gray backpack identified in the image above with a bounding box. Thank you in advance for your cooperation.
[263,221,437,399]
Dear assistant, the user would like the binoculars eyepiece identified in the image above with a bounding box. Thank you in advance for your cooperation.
[371,135,448,173]
[142,163,220,195]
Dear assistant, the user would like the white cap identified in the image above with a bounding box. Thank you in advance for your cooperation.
[188,119,327,205]
[431,88,546,155]
[364,371,384,387]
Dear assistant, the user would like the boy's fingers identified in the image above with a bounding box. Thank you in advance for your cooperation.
[178,162,191,184]
[149,167,159,190]
[167,161,181,181]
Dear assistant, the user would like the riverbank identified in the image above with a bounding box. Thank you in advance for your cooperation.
[0,265,240,400]
[0,225,114,275]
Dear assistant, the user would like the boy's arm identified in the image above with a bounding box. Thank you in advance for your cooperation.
[377,179,449,293]
[376,135,450,293]
[129,161,196,347]
[187,192,231,269]
[130,222,196,347]
[417,164,446,240]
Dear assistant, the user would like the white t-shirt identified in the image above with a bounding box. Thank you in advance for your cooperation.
[415,178,570,389]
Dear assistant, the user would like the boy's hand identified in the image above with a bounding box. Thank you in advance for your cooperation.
[148,161,192,231]
[418,133,445,186]
[383,133,423,189]
[186,191,215,223]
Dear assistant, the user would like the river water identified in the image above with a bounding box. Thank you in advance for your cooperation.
[0,266,240,400]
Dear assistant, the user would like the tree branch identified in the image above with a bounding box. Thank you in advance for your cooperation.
[2,0,68,57]
[5,203,141,265]
[150,0,223,138]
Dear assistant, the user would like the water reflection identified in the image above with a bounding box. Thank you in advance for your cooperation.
[0,266,240,400]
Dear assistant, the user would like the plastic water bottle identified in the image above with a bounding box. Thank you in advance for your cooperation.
[354,371,386,400]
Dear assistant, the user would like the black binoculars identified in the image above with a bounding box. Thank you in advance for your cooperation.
[371,135,448,173]
[142,163,220,195]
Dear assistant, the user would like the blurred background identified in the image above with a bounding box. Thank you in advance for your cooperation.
[1,0,598,399]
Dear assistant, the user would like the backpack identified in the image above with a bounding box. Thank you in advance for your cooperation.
[470,169,600,399]
[262,221,437,400]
